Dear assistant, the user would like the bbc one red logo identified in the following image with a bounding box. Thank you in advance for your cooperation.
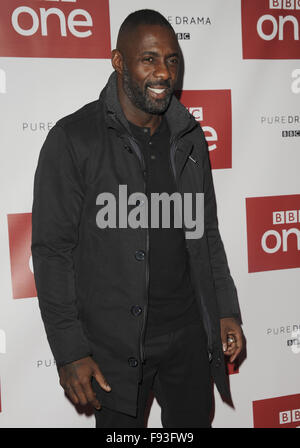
[253,394,300,427]
[0,0,111,58]
[7,213,36,299]
[177,90,232,170]
[242,0,300,59]
[246,195,300,273]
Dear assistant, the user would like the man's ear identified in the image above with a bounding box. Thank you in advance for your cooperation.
[111,49,124,75]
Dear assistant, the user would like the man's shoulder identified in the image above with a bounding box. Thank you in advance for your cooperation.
[56,98,101,134]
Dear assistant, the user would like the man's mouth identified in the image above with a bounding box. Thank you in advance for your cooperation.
[148,87,166,94]
[147,86,169,98]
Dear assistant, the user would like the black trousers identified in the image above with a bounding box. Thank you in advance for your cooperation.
[95,321,213,428]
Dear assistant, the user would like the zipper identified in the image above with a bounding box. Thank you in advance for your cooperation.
[188,155,197,164]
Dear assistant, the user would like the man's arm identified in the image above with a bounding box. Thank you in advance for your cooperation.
[32,125,111,407]
[201,132,241,320]
[201,129,243,361]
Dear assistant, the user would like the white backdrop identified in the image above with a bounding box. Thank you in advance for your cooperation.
[0,0,300,428]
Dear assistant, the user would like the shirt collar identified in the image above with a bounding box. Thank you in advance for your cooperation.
[128,115,169,140]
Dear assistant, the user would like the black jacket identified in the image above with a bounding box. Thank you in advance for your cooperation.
[31,71,241,416]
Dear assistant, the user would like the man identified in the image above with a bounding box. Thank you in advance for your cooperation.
[32,9,243,428]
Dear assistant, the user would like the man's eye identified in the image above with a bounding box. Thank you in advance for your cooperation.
[143,57,154,63]
[169,58,179,64]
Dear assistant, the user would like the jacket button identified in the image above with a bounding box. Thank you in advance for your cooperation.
[131,305,142,317]
[128,357,138,367]
[215,357,221,367]
[135,250,145,261]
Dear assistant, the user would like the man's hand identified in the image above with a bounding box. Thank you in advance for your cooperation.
[220,317,243,363]
[58,356,111,410]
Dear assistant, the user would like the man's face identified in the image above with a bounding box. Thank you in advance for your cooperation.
[121,25,180,115]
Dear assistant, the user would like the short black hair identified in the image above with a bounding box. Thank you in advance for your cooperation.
[116,9,175,50]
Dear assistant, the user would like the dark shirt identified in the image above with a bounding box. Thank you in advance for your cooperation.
[128,116,201,339]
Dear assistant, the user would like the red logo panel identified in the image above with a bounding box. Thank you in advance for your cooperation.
[246,195,300,273]
[242,0,300,59]
[227,362,239,375]
[7,213,37,299]
[253,394,300,427]
[177,90,232,170]
[0,0,111,58]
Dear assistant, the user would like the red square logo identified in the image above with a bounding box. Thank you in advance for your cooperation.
[253,394,300,427]
[0,0,111,58]
[177,90,232,170]
[7,213,37,299]
[241,0,300,59]
[246,195,300,273]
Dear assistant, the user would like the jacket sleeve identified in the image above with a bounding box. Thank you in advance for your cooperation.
[31,124,92,367]
[201,129,242,323]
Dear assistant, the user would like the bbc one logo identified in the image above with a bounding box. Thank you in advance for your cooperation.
[177,90,232,170]
[0,0,111,58]
[253,394,300,427]
[242,0,300,59]
[246,195,300,273]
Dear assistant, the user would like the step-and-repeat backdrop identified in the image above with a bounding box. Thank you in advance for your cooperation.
[0,0,299,428]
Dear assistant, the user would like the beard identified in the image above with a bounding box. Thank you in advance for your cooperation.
[122,63,174,115]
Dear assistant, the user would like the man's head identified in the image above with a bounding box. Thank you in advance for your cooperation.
[112,10,180,116]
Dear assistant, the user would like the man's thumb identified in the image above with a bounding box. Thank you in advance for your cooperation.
[94,369,111,392]
[221,329,228,352]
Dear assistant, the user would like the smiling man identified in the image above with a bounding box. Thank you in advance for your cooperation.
[32,9,243,428]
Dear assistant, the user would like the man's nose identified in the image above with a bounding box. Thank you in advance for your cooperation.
[153,60,171,80]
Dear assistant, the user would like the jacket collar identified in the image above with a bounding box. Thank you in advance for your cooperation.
[99,71,197,141]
